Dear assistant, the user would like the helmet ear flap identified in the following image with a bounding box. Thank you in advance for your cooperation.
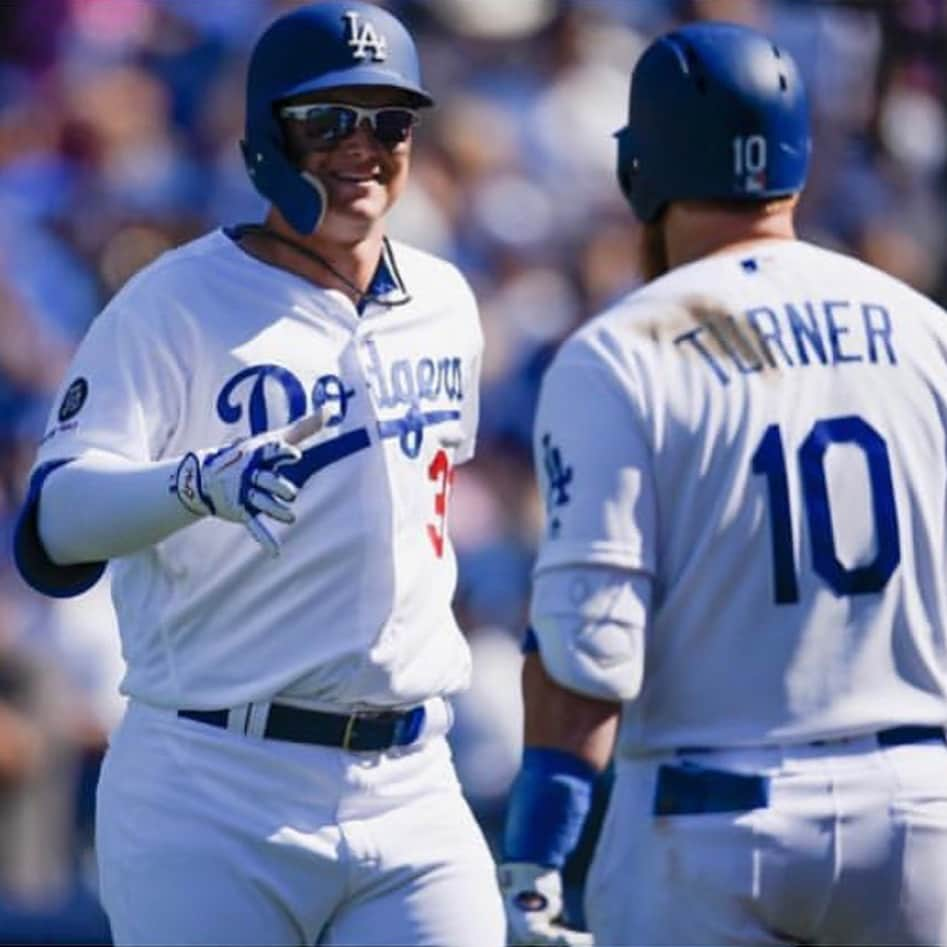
[615,125,660,223]
[240,117,327,235]
[615,126,635,207]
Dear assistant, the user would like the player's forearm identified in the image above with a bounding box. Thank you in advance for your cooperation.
[0,703,45,786]
[500,652,618,915]
[522,651,619,772]
[38,452,196,564]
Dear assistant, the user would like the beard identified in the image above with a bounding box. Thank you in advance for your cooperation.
[640,212,669,282]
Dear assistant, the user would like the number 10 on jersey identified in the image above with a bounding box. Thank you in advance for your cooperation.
[751,415,900,604]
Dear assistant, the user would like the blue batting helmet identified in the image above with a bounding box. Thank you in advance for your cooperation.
[241,1,434,235]
[615,21,810,223]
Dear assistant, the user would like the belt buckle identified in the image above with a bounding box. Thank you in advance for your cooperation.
[341,713,359,751]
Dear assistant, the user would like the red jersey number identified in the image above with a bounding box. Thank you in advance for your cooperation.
[426,449,454,558]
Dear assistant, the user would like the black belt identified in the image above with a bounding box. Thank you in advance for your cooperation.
[658,726,946,817]
[677,725,947,757]
[177,702,426,752]
[860,725,944,748]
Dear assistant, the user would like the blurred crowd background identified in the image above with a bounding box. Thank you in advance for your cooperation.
[0,0,945,941]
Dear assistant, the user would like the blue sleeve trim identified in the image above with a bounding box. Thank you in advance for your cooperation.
[502,747,596,869]
[14,460,107,599]
[521,626,539,654]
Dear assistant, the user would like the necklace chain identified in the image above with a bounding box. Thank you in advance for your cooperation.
[234,224,411,308]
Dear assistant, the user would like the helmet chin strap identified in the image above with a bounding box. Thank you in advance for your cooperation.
[233,223,412,309]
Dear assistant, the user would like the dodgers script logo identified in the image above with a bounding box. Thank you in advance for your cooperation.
[343,10,387,61]
[216,349,464,481]
[363,340,463,459]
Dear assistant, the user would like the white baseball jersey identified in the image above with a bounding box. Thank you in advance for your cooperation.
[532,238,947,753]
[32,229,481,710]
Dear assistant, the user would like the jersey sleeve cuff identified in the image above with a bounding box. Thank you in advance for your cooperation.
[533,540,652,574]
[14,460,107,599]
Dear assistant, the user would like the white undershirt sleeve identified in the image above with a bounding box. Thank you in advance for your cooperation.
[38,451,197,564]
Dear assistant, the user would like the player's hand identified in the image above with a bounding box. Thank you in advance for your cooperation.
[498,862,593,946]
[173,412,323,557]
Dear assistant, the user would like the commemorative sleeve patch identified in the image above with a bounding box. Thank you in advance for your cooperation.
[58,377,89,422]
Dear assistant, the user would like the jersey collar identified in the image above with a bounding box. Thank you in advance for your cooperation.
[359,238,409,315]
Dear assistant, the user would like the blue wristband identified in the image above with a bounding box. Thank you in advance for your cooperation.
[502,747,596,869]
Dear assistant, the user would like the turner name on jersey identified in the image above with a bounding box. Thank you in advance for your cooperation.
[674,294,898,385]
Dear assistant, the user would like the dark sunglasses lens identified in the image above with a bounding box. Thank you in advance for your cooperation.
[301,106,357,147]
[373,109,416,145]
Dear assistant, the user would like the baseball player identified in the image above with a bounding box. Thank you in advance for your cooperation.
[13,3,504,945]
[498,21,947,947]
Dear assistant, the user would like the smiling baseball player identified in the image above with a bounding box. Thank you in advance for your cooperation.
[499,21,947,947]
[14,3,504,945]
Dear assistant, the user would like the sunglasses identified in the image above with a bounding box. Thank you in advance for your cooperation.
[279,104,419,150]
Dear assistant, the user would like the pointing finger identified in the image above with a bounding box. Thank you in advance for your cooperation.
[282,411,324,446]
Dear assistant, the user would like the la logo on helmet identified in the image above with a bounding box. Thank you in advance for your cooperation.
[344,10,388,61]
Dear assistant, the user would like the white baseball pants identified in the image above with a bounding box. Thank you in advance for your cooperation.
[95,701,504,946]
[586,735,947,945]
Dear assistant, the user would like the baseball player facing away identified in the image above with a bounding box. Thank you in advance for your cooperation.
[13,3,505,945]
[498,20,947,947]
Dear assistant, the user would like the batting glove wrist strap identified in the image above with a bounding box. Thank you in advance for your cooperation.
[498,862,593,946]
[173,452,214,517]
